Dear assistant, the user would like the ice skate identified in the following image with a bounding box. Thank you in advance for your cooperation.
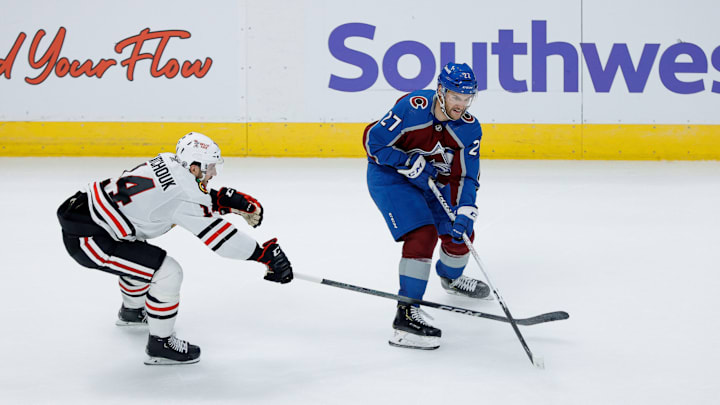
[144,334,201,365]
[115,305,148,327]
[389,303,441,350]
[440,275,491,299]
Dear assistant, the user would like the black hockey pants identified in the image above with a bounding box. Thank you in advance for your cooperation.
[57,191,166,282]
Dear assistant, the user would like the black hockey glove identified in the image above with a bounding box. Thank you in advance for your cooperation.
[250,238,293,284]
[211,187,263,228]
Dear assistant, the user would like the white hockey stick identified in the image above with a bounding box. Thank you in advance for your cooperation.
[428,178,545,369]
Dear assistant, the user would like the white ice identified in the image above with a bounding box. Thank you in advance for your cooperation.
[1,157,719,404]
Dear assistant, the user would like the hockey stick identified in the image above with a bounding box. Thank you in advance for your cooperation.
[295,272,568,326]
[428,179,545,369]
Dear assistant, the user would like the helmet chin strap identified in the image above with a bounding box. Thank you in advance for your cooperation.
[190,165,210,183]
[198,169,213,185]
[436,87,454,121]
[437,87,470,121]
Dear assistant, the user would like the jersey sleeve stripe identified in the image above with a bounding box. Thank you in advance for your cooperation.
[205,222,232,246]
[197,218,223,239]
[211,229,237,252]
[446,126,468,206]
[195,218,237,251]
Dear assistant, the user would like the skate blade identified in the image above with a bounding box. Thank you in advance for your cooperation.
[115,320,148,327]
[388,341,439,350]
[388,330,439,350]
[144,356,200,366]
[444,289,494,300]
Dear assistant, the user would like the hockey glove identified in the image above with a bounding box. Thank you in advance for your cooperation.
[451,206,478,244]
[211,187,264,228]
[397,154,437,192]
[250,238,293,284]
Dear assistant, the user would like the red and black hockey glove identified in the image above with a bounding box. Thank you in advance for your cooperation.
[211,187,263,228]
[249,238,293,284]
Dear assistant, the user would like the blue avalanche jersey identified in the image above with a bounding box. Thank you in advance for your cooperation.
[363,89,483,207]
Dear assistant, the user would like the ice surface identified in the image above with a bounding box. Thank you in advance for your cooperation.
[1,157,719,404]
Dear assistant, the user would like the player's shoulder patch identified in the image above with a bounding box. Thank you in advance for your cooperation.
[397,90,433,111]
[409,95,429,110]
[461,111,477,124]
[449,112,482,140]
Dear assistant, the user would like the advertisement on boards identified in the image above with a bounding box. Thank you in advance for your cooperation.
[0,0,243,122]
[1,0,719,158]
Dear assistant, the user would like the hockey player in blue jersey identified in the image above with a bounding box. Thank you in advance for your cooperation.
[363,62,490,350]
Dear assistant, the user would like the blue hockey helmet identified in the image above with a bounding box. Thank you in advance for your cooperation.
[436,62,477,120]
[437,63,477,95]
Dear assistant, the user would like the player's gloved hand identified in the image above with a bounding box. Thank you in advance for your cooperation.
[451,206,478,243]
[211,187,263,228]
[397,154,437,192]
[250,238,293,284]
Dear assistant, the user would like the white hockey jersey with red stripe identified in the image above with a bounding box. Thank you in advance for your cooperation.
[85,152,256,260]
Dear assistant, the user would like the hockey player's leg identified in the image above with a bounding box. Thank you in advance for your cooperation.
[57,194,168,328]
[116,276,149,326]
[436,235,491,299]
[389,226,441,350]
[366,166,441,349]
[106,240,167,326]
[144,256,200,365]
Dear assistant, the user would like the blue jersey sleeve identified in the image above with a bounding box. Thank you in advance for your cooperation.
[365,100,412,168]
[454,121,483,208]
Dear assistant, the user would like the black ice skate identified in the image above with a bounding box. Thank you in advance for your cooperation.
[144,334,201,365]
[440,275,492,299]
[115,305,148,327]
[389,303,441,350]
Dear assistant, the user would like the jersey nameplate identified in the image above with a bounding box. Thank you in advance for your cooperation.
[149,156,177,191]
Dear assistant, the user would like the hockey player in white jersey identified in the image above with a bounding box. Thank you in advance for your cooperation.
[57,132,293,365]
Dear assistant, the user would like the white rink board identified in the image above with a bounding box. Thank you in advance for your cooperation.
[0,0,245,122]
[581,0,720,124]
[1,0,719,124]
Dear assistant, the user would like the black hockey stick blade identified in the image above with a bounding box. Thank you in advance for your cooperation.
[295,273,569,326]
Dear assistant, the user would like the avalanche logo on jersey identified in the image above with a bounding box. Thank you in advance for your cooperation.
[407,141,454,175]
[410,96,429,109]
[461,112,476,124]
